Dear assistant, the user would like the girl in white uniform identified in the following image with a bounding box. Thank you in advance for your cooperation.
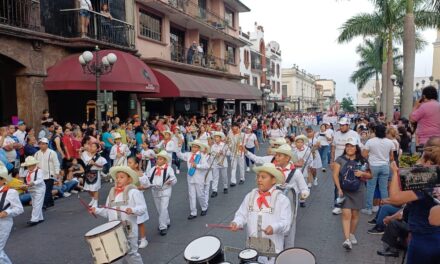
[231,163,292,264]
[292,135,312,207]
[81,142,107,207]
[110,133,131,166]
[90,166,146,264]
[19,156,45,225]
[139,142,155,175]
[305,127,322,187]
[0,163,24,264]
[141,150,176,236]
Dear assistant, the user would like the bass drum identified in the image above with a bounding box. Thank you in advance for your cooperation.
[275,247,316,264]
[184,235,225,263]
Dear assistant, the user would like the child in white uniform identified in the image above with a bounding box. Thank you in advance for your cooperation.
[110,133,131,166]
[0,163,24,264]
[231,163,292,264]
[91,166,146,264]
[19,156,45,225]
[155,130,176,168]
[210,132,229,197]
[292,135,312,207]
[176,140,210,219]
[139,142,155,175]
[141,150,177,236]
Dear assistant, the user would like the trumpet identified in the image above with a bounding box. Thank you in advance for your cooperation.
[216,138,231,166]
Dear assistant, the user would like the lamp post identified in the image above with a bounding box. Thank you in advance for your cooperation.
[79,46,117,132]
[390,74,403,112]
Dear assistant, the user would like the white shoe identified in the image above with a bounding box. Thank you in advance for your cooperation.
[322,168,326,173]
[361,208,373,215]
[176,169,180,174]
[332,208,342,215]
[246,167,250,172]
[313,178,318,186]
[342,239,352,250]
[63,192,71,198]
[349,234,358,245]
[307,183,312,188]
[139,238,148,249]
[71,190,78,194]
[372,206,380,213]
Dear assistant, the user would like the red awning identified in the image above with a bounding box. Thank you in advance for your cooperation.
[44,50,159,93]
[140,69,261,100]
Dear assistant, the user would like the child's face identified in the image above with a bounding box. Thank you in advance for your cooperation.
[295,140,304,149]
[191,145,200,154]
[72,159,78,165]
[127,159,137,170]
[156,157,167,166]
[115,172,132,188]
[0,178,5,186]
[214,136,221,143]
[142,143,148,149]
[28,165,37,171]
[256,172,276,192]
[274,153,290,166]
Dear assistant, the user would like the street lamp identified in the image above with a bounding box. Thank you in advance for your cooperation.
[390,74,402,111]
[261,87,271,114]
[79,46,117,132]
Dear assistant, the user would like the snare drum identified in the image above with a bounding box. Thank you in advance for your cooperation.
[238,248,258,263]
[275,247,316,264]
[85,221,129,264]
[184,235,225,263]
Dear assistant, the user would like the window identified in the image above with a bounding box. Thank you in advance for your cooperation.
[277,82,281,94]
[225,8,234,27]
[272,81,275,92]
[282,84,288,98]
[252,76,258,88]
[139,10,162,41]
[276,64,280,77]
[271,62,275,76]
[170,26,185,62]
[243,75,250,85]
[244,50,250,69]
[225,44,235,64]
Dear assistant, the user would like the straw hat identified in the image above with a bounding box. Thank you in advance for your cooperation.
[109,166,139,186]
[0,161,11,183]
[113,132,122,139]
[156,150,171,162]
[294,135,309,144]
[21,156,39,167]
[161,130,172,136]
[212,131,225,139]
[269,137,287,147]
[253,163,284,184]
[188,140,207,151]
[273,144,294,160]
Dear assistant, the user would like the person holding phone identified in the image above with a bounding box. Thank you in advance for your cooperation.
[410,86,440,145]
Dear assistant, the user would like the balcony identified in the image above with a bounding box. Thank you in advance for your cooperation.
[138,0,246,47]
[59,9,135,48]
[0,0,40,31]
[170,45,229,72]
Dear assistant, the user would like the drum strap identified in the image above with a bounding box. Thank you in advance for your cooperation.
[0,190,10,212]
[108,185,137,209]
[257,213,263,238]
[248,189,280,214]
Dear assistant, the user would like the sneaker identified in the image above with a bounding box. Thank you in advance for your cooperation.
[368,226,384,235]
[372,206,380,213]
[361,209,372,215]
[368,218,377,225]
[322,168,326,173]
[313,178,318,186]
[342,239,352,250]
[332,208,342,215]
[223,188,228,194]
[70,190,78,194]
[246,167,250,172]
[349,234,358,245]
[210,192,218,198]
[307,183,312,188]
[176,169,180,174]
[138,238,148,248]
[63,192,71,198]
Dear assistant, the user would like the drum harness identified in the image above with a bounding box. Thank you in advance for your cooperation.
[107,184,137,235]
[0,188,10,212]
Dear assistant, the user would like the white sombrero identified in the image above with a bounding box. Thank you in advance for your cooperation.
[294,135,309,144]
[273,144,294,160]
[156,150,171,162]
[0,162,11,183]
[269,137,287,147]
[113,132,122,139]
[188,140,207,151]
[21,156,39,167]
[161,130,172,136]
[212,131,226,139]
[109,166,139,186]
[253,163,284,184]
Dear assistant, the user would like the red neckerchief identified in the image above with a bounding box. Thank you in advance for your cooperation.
[189,153,196,163]
[116,143,121,154]
[257,191,271,209]
[155,164,168,176]
[26,170,34,184]
[115,186,124,196]
[298,147,304,151]
[163,139,170,147]
[0,186,9,193]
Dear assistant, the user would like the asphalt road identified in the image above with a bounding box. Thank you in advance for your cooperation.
[5,144,403,264]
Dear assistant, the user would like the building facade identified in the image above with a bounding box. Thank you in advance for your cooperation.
[315,79,336,112]
[281,66,319,112]
[433,30,440,83]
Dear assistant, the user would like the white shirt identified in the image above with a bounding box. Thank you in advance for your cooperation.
[34,149,60,179]
[79,0,92,10]
[268,129,285,139]
[176,150,209,184]
[244,133,257,148]
[110,143,131,166]
[141,165,177,196]
[332,130,360,161]
[13,130,26,146]
[364,137,395,166]
[2,136,17,162]
[0,186,24,219]
[317,130,332,146]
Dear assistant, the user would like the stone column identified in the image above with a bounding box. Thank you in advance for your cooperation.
[16,75,48,130]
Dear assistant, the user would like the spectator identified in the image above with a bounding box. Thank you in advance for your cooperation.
[187,41,197,64]
[100,3,112,41]
[7,169,31,205]
[376,207,409,258]
[398,126,411,155]
[51,125,68,164]
[79,0,93,38]
[24,136,39,157]
[62,127,75,161]
[367,203,402,234]
[13,121,26,146]
[3,125,22,168]
[410,86,440,145]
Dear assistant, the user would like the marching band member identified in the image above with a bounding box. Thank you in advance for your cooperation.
[210,131,229,197]
[82,142,107,207]
[244,125,259,172]
[141,151,176,236]
[176,140,210,219]
[90,166,146,264]
[110,133,131,166]
[19,156,45,226]
[292,135,313,207]
[0,162,24,264]
[305,127,322,187]
[155,130,176,168]
[231,163,292,264]
[245,137,287,164]
[228,122,246,186]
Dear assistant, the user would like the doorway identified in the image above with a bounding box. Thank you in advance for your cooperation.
[0,55,22,125]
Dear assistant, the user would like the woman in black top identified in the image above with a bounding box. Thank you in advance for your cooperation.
[398,126,411,154]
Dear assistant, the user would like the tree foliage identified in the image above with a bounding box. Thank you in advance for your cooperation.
[341,96,356,112]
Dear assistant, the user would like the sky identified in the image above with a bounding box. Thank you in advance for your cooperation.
[239,0,438,102]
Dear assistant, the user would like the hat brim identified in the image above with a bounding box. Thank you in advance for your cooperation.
[21,161,39,167]
[156,154,171,162]
[188,142,206,151]
[161,131,172,136]
[212,133,225,139]
[273,149,293,160]
[253,166,284,184]
[109,166,139,186]
[294,136,309,144]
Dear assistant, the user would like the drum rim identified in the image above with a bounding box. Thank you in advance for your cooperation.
[275,247,316,262]
[84,220,122,238]
[238,248,258,259]
[183,235,223,262]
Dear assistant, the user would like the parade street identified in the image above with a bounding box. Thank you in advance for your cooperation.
[6,145,402,264]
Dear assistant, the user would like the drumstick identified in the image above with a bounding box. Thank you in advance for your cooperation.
[78,196,97,218]
[100,206,132,215]
[206,224,243,230]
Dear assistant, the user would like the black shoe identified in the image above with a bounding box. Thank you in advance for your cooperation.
[211,192,218,198]
[368,226,385,235]
[300,202,306,208]
[38,220,45,223]
[160,229,167,236]
[239,180,245,185]
[167,224,171,229]
[377,250,399,258]
[187,215,197,220]
[230,183,236,187]
[368,218,377,225]
[200,210,208,216]
[223,188,228,194]
[27,221,39,226]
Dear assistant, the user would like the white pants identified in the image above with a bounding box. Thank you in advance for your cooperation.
[152,194,171,230]
[188,183,208,216]
[230,156,245,184]
[211,167,228,192]
[29,186,45,222]
[0,218,13,264]
[113,232,143,264]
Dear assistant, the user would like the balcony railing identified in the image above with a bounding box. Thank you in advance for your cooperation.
[0,0,40,30]
[170,45,229,72]
[59,8,135,48]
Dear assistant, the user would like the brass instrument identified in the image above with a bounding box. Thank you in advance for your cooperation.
[204,140,230,182]
[216,138,231,166]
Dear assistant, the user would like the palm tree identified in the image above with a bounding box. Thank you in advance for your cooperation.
[402,0,415,119]
[338,0,440,121]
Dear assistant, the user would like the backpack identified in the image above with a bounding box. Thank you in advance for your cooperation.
[339,156,361,192]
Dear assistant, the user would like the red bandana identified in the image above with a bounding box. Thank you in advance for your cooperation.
[155,164,168,176]
[257,191,271,209]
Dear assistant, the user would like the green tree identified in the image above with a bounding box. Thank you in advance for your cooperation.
[341,96,356,112]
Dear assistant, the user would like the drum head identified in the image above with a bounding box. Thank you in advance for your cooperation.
[184,236,221,262]
[275,247,315,264]
[85,221,121,237]
[239,248,258,260]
